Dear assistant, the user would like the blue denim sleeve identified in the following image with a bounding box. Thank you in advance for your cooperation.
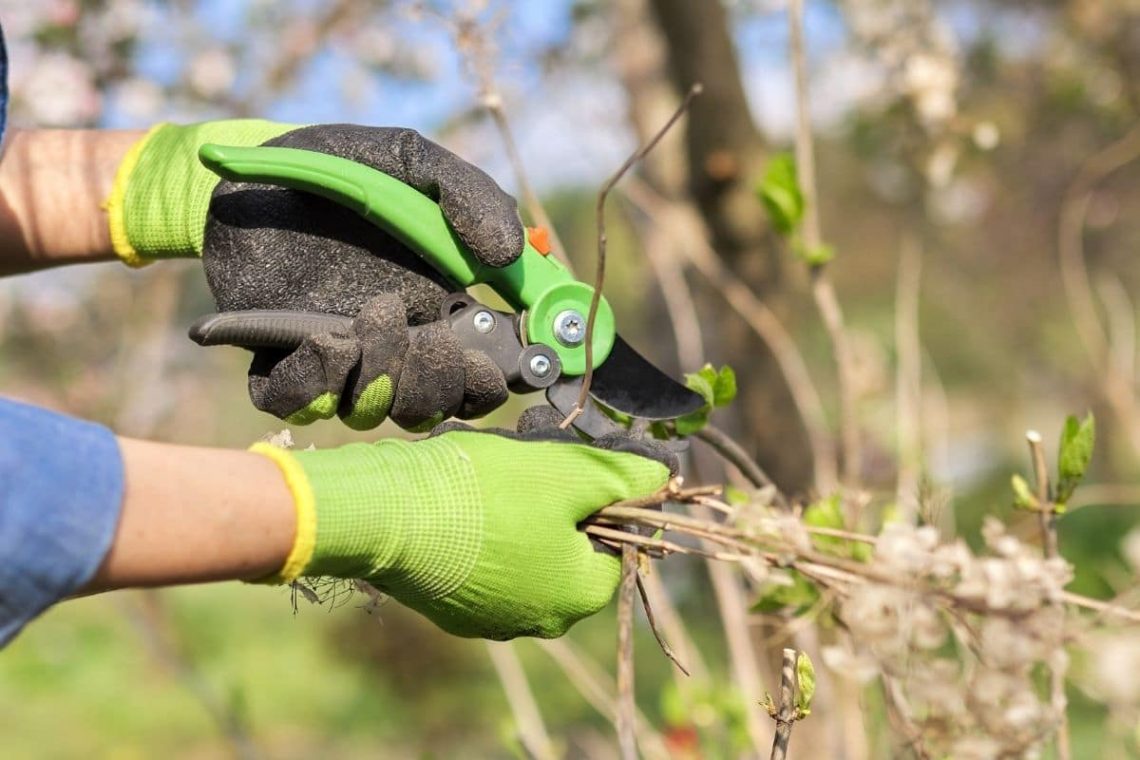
[0,19,8,147]
[0,398,124,647]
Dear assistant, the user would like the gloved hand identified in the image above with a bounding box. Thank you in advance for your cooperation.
[107,121,525,431]
[250,409,678,640]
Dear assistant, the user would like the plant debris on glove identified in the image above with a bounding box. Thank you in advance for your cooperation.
[202,125,525,430]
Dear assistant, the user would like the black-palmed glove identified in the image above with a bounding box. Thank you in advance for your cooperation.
[202,125,525,430]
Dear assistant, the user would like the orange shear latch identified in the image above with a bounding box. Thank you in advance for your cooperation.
[526,226,552,255]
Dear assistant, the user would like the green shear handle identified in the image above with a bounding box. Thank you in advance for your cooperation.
[198,143,615,377]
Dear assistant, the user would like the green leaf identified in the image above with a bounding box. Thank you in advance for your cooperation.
[712,365,738,407]
[675,363,736,435]
[802,495,869,560]
[803,495,844,530]
[724,485,751,506]
[752,570,820,614]
[684,365,717,406]
[1057,412,1095,504]
[674,408,710,437]
[757,154,804,235]
[1011,474,1038,510]
[793,241,836,267]
[1058,413,1095,481]
[795,652,816,717]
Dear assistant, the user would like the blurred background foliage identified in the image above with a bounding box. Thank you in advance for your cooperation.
[3,0,1140,756]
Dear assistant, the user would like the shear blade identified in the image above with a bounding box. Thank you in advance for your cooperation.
[587,336,706,420]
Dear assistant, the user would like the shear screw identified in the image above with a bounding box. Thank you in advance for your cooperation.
[553,310,586,347]
[472,310,495,334]
[529,354,552,378]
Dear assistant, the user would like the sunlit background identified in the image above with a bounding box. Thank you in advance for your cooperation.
[3,0,1140,756]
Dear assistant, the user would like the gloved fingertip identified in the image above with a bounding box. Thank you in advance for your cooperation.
[594,434,681,477]
[457,350,508,420]
[354,293,408,334]
[516,405,564,433]
[470,216,525,268]
[340,374,394,431]
[404,411,445,434]
[428,420,474,437]
[285,391,340,425]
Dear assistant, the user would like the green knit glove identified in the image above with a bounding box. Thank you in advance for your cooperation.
[107,120,299,266]
[251,430,671,639]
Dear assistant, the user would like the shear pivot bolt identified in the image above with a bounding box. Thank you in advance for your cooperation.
[553,310,586,347]
[472,310,495,334]
[529,354,552,378]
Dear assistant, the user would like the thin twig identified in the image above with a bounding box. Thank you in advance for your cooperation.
[789,0,862,489]
[636,573,690,676]
[895,236,923,523]
[616,544,640,760]
[485,642,557,760]
[1027,431,1070,760]
[484,104,572,268]
[584,524,751,561]
[1026,431,1058,558]
[621,177,838,492]
[641,214,706,370]
[1058,124,1140,367]
[638,569,710,682]
[124,592,259,759]
[592,510,1140,627]
[563,83,703,427]
[770,648,800,760]
[804,525,878,545]
[535,638,671,759]
[689,448,776,754]
[1064,590,1140,624]
[1096,272,1137,389]
[695,424,779,492]
[423,4,571,267]
[691,494,737,516]
[1057,124,1140,458]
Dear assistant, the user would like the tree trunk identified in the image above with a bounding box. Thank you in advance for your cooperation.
[636,0,816,493]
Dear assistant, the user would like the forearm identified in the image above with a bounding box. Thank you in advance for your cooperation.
[0,128,143,276]
[84,438,296,592]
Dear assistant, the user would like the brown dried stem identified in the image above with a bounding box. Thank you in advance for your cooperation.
[895,236,923,522]
[562,83,704,427]
[620,177,838,491]
[695,424,779,492]
[535,638,671,759]
[634,573,691,676]
[587,504,1140,625]
[423,4,572,268]
[1026,430,1069,760]
[124,592,259,759]
[616,544,640,760]
[1058,123,1140,458]
[769,647,800,760]
[789,0,862,489]
[485,642,556,760]
[1026,431,1058,558]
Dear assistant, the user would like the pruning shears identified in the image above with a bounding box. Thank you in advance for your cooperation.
[187,144,705,439]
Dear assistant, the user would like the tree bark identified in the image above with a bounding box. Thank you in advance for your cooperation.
[638,0,816,492]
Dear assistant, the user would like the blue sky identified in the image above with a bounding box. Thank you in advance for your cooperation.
[110,0,856,192]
